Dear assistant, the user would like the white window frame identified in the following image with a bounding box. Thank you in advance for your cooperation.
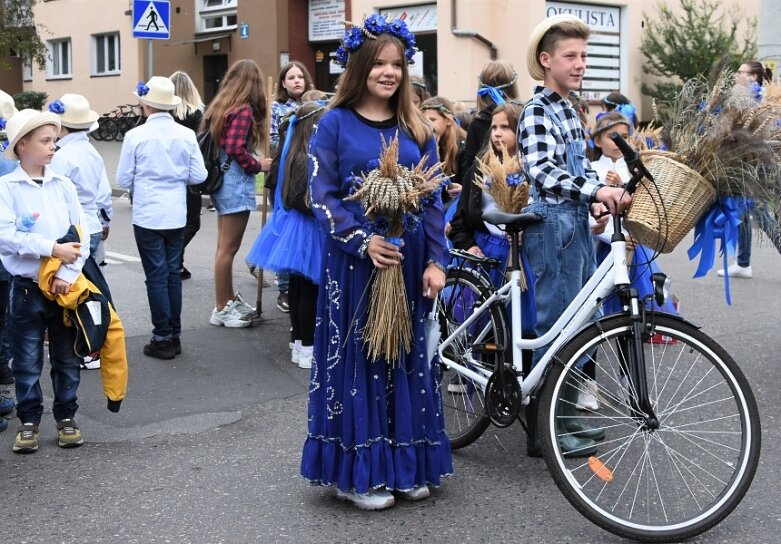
[197,0,237,33]
[22,58,33,81]
[92,32,121,76]
[47,38,72,79]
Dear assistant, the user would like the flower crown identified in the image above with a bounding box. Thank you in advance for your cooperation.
[334,14,417,69]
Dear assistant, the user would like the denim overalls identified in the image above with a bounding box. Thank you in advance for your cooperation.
[522,98,597,363]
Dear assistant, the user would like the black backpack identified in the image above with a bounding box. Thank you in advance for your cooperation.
[190,129,233,196]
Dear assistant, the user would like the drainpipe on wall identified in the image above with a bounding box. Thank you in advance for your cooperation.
[450,0,498,60]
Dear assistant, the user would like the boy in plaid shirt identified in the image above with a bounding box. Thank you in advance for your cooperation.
[519,15,632,457]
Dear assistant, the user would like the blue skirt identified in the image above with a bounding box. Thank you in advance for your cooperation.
[246,206,325,284]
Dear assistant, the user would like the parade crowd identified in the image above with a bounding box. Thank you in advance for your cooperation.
[0,13,777,513]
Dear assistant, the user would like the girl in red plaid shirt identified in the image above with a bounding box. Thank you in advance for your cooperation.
[202,59,272,328]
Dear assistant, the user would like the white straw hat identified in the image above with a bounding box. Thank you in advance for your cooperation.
[134,76,182,110]
[51,93,100,130]
[3,109,61,161]
[0,90,18,131]
[527,14,587,81]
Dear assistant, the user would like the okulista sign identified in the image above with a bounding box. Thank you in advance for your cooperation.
[545,1,620,33]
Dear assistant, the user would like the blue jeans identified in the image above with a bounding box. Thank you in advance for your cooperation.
[737,204,781,266]
[523,200,595,365]
[89,232,102,256]
[133,225,184,341]
[9,277,80,424]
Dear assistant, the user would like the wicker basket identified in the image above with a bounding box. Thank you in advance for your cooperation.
[624,151,717,253]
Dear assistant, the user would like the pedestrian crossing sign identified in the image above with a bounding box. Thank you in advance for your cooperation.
[132,0,170,40]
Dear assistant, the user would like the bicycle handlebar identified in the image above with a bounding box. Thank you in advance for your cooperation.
[608,132,653,194]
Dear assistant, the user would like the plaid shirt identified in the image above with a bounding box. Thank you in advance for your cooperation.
[519,86,602,204]
[270,99,299,151]
[221,105,261,174]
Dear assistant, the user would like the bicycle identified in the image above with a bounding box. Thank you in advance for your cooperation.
[92,104,144,142]
[436,133,760,542]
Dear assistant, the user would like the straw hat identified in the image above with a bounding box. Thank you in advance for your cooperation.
[53,93,100,130]
[134,76,181,110]
[3,109,61,161]
[0,90,18,130]
[526,14,586,81]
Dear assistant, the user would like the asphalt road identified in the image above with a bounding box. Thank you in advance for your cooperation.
[0,141,779,543]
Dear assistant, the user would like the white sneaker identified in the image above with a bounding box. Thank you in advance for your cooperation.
[232,292,256,320]
[336,488,395,510]
[717,263,752,278]
[290,341,301,364]
[396,485,430,501]
[210,305,252,328]
[81,356,101,370]
[576,379,600,411]
[298,345,313,369]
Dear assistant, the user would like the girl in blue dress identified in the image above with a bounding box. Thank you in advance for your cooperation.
[300,16,453,511]
[246,102,326,370]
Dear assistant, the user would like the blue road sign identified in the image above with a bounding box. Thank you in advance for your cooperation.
[133,0,170,40]
[239,24,249,39]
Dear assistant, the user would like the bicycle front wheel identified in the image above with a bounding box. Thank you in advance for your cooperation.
[539,314,760,542]
[437,266,507,449]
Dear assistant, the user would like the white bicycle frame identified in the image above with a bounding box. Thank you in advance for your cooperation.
[438,235,632,400]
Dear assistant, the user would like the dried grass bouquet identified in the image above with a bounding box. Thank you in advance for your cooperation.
[346,132,447,363]
[473,145,529,214]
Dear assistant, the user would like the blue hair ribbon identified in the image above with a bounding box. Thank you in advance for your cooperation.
[686,196,748,305]
[274,114,298,212]
[477,86,505,106]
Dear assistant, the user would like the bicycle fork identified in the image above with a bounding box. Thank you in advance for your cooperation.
[611,216,660,430]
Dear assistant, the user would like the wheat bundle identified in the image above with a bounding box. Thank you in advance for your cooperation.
[347,132,447,363]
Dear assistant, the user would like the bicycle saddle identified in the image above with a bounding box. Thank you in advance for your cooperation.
[481,211,543,231]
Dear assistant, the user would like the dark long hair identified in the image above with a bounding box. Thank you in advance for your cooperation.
[282,101,325,209]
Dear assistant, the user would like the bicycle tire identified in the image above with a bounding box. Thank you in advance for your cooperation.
[438,266,507,449]
[538,314,760,542]
[103,119,119,141]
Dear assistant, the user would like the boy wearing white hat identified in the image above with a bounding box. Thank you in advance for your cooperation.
[116,77,207,360]
[0,90,16,422]
[519,15,633,457]
[49,94,113,260]
[0,109,90,453]
[49,94,114,368]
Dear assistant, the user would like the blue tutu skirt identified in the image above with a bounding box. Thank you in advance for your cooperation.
[246,207,326,284]
[597,242,678,315]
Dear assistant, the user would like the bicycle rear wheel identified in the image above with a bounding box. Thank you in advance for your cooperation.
[438,266,507,449]
[538,314,760,542]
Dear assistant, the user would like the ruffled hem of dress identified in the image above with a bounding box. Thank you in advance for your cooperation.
[300,433,454,494]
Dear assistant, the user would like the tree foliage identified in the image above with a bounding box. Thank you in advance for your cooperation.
[641,0,757,103]
[0,0,47,71]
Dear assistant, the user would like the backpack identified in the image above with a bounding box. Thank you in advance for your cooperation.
[190,129,233,196]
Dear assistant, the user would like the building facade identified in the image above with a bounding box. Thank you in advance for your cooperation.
[0,0,761,120]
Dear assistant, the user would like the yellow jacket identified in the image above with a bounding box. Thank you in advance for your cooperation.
[38,257,128,412]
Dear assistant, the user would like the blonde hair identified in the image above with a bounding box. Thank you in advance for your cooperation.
[421,96,466,178]
[538,20,591,59]
[330,33,431,147]
[202,59,267,152]
[169,71,204,119]
[274,61,314,104]
[476,60,519,112]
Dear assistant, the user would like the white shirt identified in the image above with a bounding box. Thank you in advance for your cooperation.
[590,155,630,244]
[0,165,89,284]
[50,131,113,235]
[592,155,630,185]
[116,112,207,229]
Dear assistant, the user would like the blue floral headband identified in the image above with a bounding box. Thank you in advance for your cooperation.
[477,70,518,106]
[334,14,417,69]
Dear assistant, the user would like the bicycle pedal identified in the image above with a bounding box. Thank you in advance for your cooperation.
[473,342,503,353]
